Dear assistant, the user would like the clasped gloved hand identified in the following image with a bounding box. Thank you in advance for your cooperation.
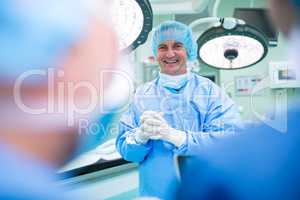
[138,111,187,147]
[133,111,162,144]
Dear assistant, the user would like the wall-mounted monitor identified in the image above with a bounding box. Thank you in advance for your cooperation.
[269,61,300,88]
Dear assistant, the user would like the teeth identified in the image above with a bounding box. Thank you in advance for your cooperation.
[164,60,178,64]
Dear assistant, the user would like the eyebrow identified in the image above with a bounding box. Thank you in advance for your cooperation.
[174,42,184,46]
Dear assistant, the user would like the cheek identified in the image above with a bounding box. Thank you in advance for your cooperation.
[156,52,164,62]
[178,52,187,61]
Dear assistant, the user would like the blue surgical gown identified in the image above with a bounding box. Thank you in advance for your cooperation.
[176,102,300,200]
[116,72,242,199]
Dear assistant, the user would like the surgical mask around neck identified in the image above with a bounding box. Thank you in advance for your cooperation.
[159,72,188,90]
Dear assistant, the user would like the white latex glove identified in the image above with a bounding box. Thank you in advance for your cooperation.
[140,111,163,124]
[133,127,152,144]
[133,111,163,144]
[142,112,187,147]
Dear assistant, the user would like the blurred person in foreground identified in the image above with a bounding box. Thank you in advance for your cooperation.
[0,0,121,199]
[175,1,300,200]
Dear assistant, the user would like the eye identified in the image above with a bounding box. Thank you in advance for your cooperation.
[174,43,184,49]
[158,45,167,51]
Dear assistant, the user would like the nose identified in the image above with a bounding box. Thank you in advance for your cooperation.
[166,48,175,57]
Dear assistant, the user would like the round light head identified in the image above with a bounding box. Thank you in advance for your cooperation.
[197,23,268,69]
[112,0,152,52]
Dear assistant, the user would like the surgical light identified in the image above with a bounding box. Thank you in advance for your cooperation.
[197,18,268,69]
[112,0,153,52]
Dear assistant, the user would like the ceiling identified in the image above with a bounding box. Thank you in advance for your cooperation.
[149,0,215,15]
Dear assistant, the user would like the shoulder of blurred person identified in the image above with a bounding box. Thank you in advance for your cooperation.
[0,143,76,200]
[176,102,300,200]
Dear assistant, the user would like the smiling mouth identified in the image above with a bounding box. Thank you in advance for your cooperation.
[162,59,179,64]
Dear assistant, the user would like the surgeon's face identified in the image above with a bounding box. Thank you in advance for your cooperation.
[157,40,188,75]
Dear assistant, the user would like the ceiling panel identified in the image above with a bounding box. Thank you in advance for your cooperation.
[149,0,212,15]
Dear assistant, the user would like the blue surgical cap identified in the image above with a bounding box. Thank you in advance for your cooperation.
[0,0,88,79]
[151,21,198,61]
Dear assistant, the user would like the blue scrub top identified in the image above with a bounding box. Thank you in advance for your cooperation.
[116,72,243,199]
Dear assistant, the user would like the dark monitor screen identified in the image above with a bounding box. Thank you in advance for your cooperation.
[234,8,278,45]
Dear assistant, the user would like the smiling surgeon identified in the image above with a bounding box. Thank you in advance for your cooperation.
[116,21,243,199]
